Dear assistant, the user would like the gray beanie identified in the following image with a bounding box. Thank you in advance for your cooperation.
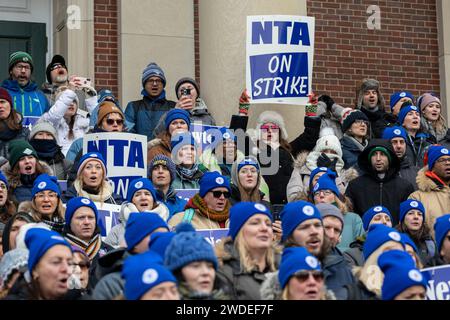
[142,62,166,88]
[316,203,344,229]
[29,121,57,140]
[0,248,29,288]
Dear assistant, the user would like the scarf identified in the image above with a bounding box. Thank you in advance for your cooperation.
[20,173,38,187]
[0,121,20,141]
[177,163,199,180]
[343,133,368,152]
[65,233,102,261]
[42,215,65,234]
[29,139,59,159]
[187,193,230,223]
[74,179,114,203]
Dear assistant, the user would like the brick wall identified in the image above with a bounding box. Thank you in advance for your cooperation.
[94,0,119,98]
[307,0,440,109]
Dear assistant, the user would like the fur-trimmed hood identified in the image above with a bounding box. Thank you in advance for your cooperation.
[260,271,337,300]
[416,166,447,192]
[2,160,54,189]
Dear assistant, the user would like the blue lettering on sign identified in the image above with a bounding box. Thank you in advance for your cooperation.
[250,52,308,99]
[251,21,310,45]
[97,209,119,237]
[422,265,450,300]
[109,176,142,200]
[87,139,145,169]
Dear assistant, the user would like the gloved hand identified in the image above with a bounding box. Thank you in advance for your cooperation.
[238,89,250,115]
[318,95,335,111]
[316,152,338,173]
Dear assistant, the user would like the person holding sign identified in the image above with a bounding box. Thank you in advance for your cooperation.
[216,202,277,300]
[63,152,123,205]
[168,171,231,230]
[147,108,191,164]
[171,132,206,190]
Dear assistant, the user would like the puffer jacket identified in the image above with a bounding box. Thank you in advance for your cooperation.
[41,82,97,113]
[39,89,90,156]
[286,151,358,202]
[260,271,336,300]
[1,79,50,118]
[155,188,187,219]
[215,238,279,300]
[409,167,450,236]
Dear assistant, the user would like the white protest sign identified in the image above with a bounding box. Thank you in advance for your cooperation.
[246,15,315,105]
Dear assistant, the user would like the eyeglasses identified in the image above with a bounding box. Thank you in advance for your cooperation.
[354,120,369,126]
[313,190,333,197]
[260,124,280,130]
[293,270,324,283]
[148,79,162,85]
[210,191,231,199]
[35,192,58,200]
[105,118,124,126]
[14,64,31,71]
[436,157,450,164]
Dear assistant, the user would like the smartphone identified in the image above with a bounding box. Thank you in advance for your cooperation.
[75,76,91,88]
[181,88,191,96]
[272,204,284,221]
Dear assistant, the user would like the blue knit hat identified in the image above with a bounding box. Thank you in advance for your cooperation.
[149,155,176,182]
[399,199,425,224]
[309,167,336,189]
[219,127,237,142]
[228,202,273,240]
[125,212,169,252]
[278,247,321,289]
[65,197,98,226]
[434,214,450,253]
[0,171,8,188]
[25,228,72,273]
[122,251,175,300]
[76,152,107,176]
[281,201,322,242]
[389,91,414,110]
[31,174,60,198]
[164,109,191,130]
[363,224,404,259]
[378,250,427,300]
[397,105,419,126]
[382,126,407,141]
[165,223,218,271]
[427,145,449,170]
[312,174,340,197]
[362,205,393,231]
[237,157,260,173]
[126,178,157,203]
[400,233,419,254]
[170,132,196,151]
[142,62,166,88]
[97,88,119,106]
[148,232,175,258]
[199,171,231,198]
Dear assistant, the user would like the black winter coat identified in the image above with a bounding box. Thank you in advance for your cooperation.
[360,107,390,138]
[345,139,415,225]
[398,156,419,190]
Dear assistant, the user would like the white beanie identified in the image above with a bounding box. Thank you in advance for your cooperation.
[313,127,342,157]
[256,110,288,140]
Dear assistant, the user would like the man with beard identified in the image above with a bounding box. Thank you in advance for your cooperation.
[281,200,355,299]
[345,139,415,224]
[382,126,419,190]
[41,55,98,113]
[1,51,49,119]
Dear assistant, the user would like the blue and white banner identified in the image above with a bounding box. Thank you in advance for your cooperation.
[246,15,315,105]
[22,116,40,130]
[175,189,198,202]
[422,265,450,300]
[95,202,121,237]
[196,228,229,247]
[83,132,147,199]
[190,124,229,152]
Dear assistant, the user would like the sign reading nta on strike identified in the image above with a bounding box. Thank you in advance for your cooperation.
[246,15,315,105]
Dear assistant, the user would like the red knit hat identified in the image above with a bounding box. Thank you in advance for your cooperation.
[0,88,13,108]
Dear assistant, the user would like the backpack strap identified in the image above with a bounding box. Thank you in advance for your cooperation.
[182,208,195,223]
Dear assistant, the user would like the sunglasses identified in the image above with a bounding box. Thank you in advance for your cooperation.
[50,64,64,71]
[260,124,280,130]
[210,191,231,199]
[292,270,324,283]
[105,118,124,126]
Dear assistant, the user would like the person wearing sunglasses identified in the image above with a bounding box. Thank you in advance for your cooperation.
[169,171,231,230]
[63,152,123,205]
[216,202,277,300]
[340,108,370,170]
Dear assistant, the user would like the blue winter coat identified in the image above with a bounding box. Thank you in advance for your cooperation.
[155,188,187,219]
[322,247,356,300]
[124,90,176,141]
[1,79,50,118]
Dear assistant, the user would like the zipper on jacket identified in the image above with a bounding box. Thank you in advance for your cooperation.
[379,182,383,204]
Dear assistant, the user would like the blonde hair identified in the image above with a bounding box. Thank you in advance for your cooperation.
[30,198,65,221]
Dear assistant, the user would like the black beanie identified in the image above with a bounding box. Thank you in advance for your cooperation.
[175,77,200,99]
[46,55,67,84]
[341,109,369,133]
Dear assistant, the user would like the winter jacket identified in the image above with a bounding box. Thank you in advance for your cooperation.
[124,89,176,140]
[215,239,279,300]
[92,248,130,300]
[65,136,83,162]
[147,135,172,164]
[343,235,366,267]
[409,167,450,235]
[290,115,322,157]
[337,212,365,253]
[38,89,91,156]
[398,156,419,190]
[441,129,450,149]
[38,152,72,180]
[168,207,230,230]
[155,188,187,219]
[41,82,98,113]
[0,126,29,161]
[286,151,358,202]
[321,247,356,300]
[260,271,336,300]
[345,139,415,224]
[1,79,50,118]
[344,280,378,300]
[404,132,432,168]
[359,107,389,138]
[171,166,205,190]
[340,135,368,170]
[62,184,123,205]
[420,116,448,144]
